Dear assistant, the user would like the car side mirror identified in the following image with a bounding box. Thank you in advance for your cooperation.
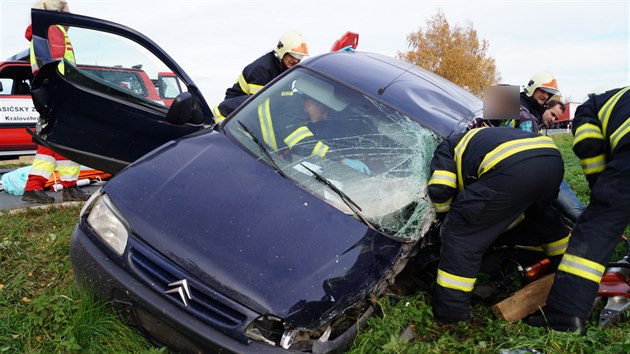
[166,92,203,125]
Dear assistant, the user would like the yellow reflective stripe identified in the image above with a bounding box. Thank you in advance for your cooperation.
[56,25,75,64]
[558,254,606,283]
[257,99,277,150]
[479,136,557,176]
[249,83,263,95]
[573,123,604,146]
[432,197,452,212]
[514,245,545,252]
[284,126,313,148]
[454,128,484,190]
[29,40,38,72]
[542,233,571,256]
[598,86,630,137]
[505,213,525,231]
[237,74,249,94]
[429,170,457,188]
[610,117,630,152]
[436,269,476,292]
[237,74,263,95]
[57,165,80,181]
[580,154,606,175]
[29,161,56,179]
[212,106,225,123]
[311,141,329,157]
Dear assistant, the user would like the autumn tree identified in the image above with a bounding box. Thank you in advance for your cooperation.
[398,11,501,96]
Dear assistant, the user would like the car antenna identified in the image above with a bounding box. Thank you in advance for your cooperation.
[377,64,415,95]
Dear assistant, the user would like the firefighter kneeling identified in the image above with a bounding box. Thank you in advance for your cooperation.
[428,127,570,324]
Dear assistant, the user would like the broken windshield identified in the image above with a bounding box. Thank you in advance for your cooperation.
[224,69,440,241]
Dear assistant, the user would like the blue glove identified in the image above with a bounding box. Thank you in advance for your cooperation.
[343,159,371,175]
[338,45,356,52]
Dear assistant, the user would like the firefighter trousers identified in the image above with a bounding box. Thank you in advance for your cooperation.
[546,149,630,319]
[433,155,567,322]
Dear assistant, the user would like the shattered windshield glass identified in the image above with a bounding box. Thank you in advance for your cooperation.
[224,69,440,241]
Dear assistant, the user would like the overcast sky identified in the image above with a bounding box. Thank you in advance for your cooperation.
[1,0,628,105]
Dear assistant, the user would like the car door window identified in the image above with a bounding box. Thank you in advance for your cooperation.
[54,26,185,108]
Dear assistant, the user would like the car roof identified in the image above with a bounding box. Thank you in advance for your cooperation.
[302,51,481,137]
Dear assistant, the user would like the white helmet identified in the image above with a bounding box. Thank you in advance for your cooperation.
[524,71,560,97]
[274,30,309,61]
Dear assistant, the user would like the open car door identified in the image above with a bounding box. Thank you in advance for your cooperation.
[29,9,212,174]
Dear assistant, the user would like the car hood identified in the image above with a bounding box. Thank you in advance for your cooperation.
[104,130,402,328]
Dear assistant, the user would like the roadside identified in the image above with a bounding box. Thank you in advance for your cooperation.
[0,155,34,167]
[0,156,104,211]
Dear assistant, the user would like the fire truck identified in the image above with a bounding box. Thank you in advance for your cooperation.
[548,101,581,129]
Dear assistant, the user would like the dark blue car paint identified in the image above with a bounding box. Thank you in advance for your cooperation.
[298,52,481,137]
[30,63,201,173]
[71,225,294,353]
[102,131,402,330]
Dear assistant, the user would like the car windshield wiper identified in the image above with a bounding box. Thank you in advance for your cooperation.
[299,163,374,229]
[238,121,287,179]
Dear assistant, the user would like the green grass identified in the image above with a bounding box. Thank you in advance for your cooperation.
[0,205,161,353]
[350,133,630,353]
[1,133,628,353]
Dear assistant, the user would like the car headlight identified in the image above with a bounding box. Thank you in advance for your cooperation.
[86,193,129,256]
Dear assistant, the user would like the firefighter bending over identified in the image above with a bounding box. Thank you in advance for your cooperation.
[428,127,570,324]
[213,30,309,122]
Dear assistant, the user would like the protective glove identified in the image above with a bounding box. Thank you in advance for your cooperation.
[343,159,371,175]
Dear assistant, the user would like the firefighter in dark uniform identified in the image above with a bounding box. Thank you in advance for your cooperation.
[428,127,570,324]
[254,88,370,174]
[529,87,630,334]
[213,30,309,123]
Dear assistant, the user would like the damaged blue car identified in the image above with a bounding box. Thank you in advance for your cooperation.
[29,9,481,353]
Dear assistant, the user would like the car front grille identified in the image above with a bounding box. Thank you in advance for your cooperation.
[127,240,248,339]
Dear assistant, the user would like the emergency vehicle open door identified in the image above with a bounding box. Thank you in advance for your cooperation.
[28,9,212,174]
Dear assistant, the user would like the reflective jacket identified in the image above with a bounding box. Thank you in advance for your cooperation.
[256,93,331,158]
[214,51,286,122]
[571,86,630,188]
[226,51,285,99]
[26,24,75,75]
[428,127,560,215]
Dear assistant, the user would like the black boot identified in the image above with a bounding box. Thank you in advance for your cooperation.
[527,307,586,335]
[22,189,55,204]
[63,186,90,201]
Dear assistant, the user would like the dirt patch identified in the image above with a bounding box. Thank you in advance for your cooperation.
[0,155,34,167]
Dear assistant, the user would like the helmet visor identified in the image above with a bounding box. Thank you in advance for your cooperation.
[539,86,560,96]
[288,52,306,61]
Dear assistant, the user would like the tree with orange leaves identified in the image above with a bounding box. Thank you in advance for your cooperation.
[398,11,501,96]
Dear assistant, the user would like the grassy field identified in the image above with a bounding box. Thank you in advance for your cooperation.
[1,133,629,353]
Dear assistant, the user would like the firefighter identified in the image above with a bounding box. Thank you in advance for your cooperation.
[529,87,630,334]
[428,127,570,324]
[22,0,89,204]
[520,71,560,130]
[213,30,309,122]
[254,87,370,175]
